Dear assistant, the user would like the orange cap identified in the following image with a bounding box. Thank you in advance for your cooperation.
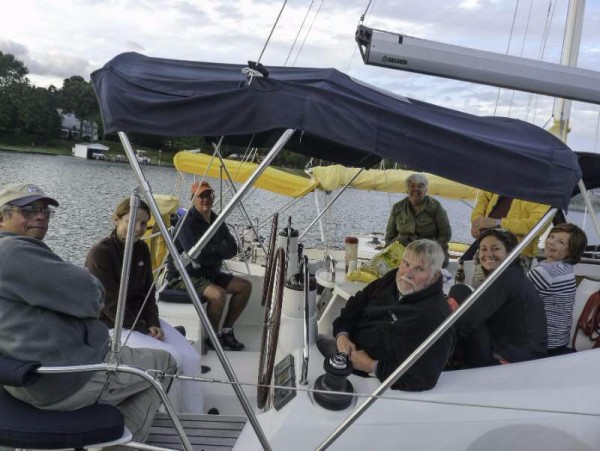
[191,181,214,197]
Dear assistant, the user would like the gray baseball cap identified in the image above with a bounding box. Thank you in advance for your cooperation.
[0,183,59,207]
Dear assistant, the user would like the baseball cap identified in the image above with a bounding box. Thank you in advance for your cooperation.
[0,183,59,207]
[191,181,214,197]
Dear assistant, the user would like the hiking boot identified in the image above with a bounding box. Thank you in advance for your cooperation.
[205,331,245,351]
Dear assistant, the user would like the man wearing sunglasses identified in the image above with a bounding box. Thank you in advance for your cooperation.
[168,181,252,351]
[0,183,177,443]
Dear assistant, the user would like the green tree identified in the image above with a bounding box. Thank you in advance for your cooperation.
[16,86,61,144]
[0,51,30,134]
[59,75,99,139]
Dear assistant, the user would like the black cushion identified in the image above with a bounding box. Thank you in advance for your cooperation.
[158,288,194,304]
[0,387,125,449]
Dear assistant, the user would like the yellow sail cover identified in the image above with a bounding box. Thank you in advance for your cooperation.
[311,165,477,200]
[174,152,319,198]
[174,152,477,200]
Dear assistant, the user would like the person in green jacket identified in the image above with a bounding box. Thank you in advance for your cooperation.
[385,173,452,267]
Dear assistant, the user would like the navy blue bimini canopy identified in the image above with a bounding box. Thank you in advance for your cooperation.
[91,52,581,209]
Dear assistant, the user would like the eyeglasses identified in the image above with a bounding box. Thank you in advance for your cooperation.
[8,206,56,219]
[199,191,215,200]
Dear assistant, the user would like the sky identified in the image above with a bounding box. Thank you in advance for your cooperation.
[2,0,600,153]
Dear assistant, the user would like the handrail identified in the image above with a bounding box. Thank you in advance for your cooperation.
[300,255,310,385]
[317,208,557,450]
[110,191,140,362]
[37,363,192,451]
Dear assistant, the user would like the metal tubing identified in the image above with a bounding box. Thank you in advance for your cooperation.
[110,192,141,361]
[214,149,269,257]
[118,132,273,451]
[317,208,557,450]
[577,179,600,241]
[299,168,364,241]
[238,195,305,242]
[300,255,310,385]
[314,190,327,245]
[188,129,295,262]
[37,363,193,451]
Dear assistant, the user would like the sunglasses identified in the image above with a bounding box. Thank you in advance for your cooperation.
[8,205,56,219]
[199,191,215,200]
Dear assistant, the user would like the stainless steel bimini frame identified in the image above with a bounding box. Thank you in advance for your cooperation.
[117,128,296,451]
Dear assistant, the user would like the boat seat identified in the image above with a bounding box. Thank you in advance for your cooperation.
[158,287,195,304]
[158,286,208,344]
[0,355,132,450]
[571,278,600,351]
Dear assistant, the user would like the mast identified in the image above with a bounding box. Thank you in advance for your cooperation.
[548,0,600,240]
[548,0,586,141]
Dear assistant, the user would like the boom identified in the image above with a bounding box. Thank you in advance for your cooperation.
[355,25,600,105]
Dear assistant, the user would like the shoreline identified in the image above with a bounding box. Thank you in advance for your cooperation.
[0,145,174,167]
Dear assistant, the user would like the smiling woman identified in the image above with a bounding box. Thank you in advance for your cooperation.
[451,228,547,368]
[527,223,588,355]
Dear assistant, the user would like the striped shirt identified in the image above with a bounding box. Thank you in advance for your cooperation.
[527,261,576,348]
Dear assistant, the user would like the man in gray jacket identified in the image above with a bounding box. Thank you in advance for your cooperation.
[0,183,177,442]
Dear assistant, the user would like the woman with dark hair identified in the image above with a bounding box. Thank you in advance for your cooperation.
[528,223,587,355]
[86,198,204,413]
[452,229,547,368]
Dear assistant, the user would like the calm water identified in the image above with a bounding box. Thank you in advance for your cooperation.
[0,150,597,265]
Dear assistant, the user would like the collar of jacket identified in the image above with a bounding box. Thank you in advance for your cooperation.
[397,273,443,303]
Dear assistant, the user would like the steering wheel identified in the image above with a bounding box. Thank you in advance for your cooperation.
[257,247,287,409]
[261,213,279,307]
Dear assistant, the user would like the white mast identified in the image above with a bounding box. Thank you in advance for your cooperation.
[548,0,600,241]
[548,0,586,142]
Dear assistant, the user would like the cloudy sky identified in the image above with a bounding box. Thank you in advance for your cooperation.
[2,0,600,152]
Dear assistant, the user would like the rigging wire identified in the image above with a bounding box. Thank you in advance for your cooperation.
[257,0,288,64]
[507,0,534,118]
[153,371,600,419]
[493,0,520,116]
[359,0,373,24]
[291,0,325,67]
[526,0,555,124]
[346,0,377,73]
[284,0,317,66]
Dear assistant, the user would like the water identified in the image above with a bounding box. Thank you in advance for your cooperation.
[0,150,597,265]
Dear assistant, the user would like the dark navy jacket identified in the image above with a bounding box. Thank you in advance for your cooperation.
[455,264,547,364]
[333,270,454,391]
[168,208,237,280]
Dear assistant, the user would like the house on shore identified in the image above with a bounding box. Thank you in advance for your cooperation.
[58,109,99,142]
[72,143,109,160]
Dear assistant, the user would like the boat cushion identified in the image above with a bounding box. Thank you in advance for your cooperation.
[158,288,194,304]
[0,387,124,449]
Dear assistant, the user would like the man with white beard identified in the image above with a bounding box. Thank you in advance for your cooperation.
[332,239,455,391]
